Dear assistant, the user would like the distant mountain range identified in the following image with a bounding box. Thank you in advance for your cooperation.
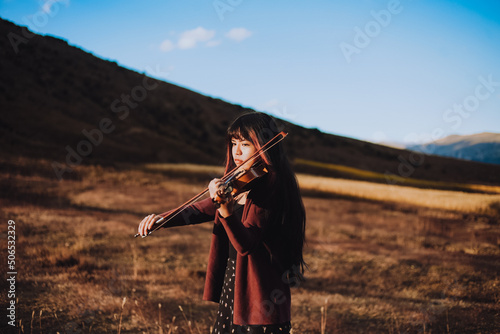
[1,17,500,185]
[407,133,500,165]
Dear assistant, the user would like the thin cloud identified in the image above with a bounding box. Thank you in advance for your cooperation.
[226,28,252,42]
[159,26,251,52]
[160,27,217,52]
[160,39,175,52]
[42,0,69,14]
[206,40,222,47]
[178,26,216,49]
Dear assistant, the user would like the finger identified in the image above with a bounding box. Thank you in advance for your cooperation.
[147,214,158,232]
[217,187,229,198]
[209,179,220,198]
[146,214,156,234]
[141,214,155,236]
[138,215,149,236]
[212,187,224,200]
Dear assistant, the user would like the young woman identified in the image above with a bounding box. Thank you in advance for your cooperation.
[137,112,306,333]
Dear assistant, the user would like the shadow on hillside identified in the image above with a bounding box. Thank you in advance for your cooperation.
[0,176,144,217]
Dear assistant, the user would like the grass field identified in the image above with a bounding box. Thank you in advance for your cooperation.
[1,158,499,333]
[293,158,500,195]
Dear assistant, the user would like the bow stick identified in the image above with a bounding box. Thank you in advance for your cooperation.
[134,131,288,238]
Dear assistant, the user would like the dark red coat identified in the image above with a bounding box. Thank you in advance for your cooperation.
[159,176,291,325]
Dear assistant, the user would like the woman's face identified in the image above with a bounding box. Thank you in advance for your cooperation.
[231,136,257,169]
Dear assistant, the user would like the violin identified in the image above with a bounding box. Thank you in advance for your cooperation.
[212,161,268,207]
[134,131,287,238]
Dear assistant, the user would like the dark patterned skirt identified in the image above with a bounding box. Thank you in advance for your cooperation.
[212,257,291,334]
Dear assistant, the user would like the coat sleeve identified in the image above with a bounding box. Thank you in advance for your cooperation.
[157,197,216,228]
[217,185,274,256]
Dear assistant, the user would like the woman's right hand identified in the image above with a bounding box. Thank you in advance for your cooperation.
[208,178,222,199]
[137,214,163,237]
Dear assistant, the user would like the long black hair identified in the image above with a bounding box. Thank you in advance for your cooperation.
[223,112,307,277]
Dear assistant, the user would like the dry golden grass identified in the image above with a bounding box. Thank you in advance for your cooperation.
[297,174,500,216]
[295,158,500,194]
[1,158,499,333]
[140,163,500,215]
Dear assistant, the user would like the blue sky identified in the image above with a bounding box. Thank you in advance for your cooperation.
[1,0,500,145]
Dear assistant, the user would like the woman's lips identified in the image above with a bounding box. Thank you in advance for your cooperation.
[234,159,243,165]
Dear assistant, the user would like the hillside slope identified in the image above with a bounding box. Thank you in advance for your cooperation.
[1,18,499,185]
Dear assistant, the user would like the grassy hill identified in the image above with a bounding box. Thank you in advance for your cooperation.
[1,17,499,186]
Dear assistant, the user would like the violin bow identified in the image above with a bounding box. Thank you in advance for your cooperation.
[134,131,288,238]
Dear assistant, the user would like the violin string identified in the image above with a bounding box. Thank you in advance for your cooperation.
[139,131,287,237]
[153,132,285,231]
[220,131,287,183]
[149,131,286,233]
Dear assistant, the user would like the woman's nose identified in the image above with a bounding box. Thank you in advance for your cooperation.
[235,144,242,155]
